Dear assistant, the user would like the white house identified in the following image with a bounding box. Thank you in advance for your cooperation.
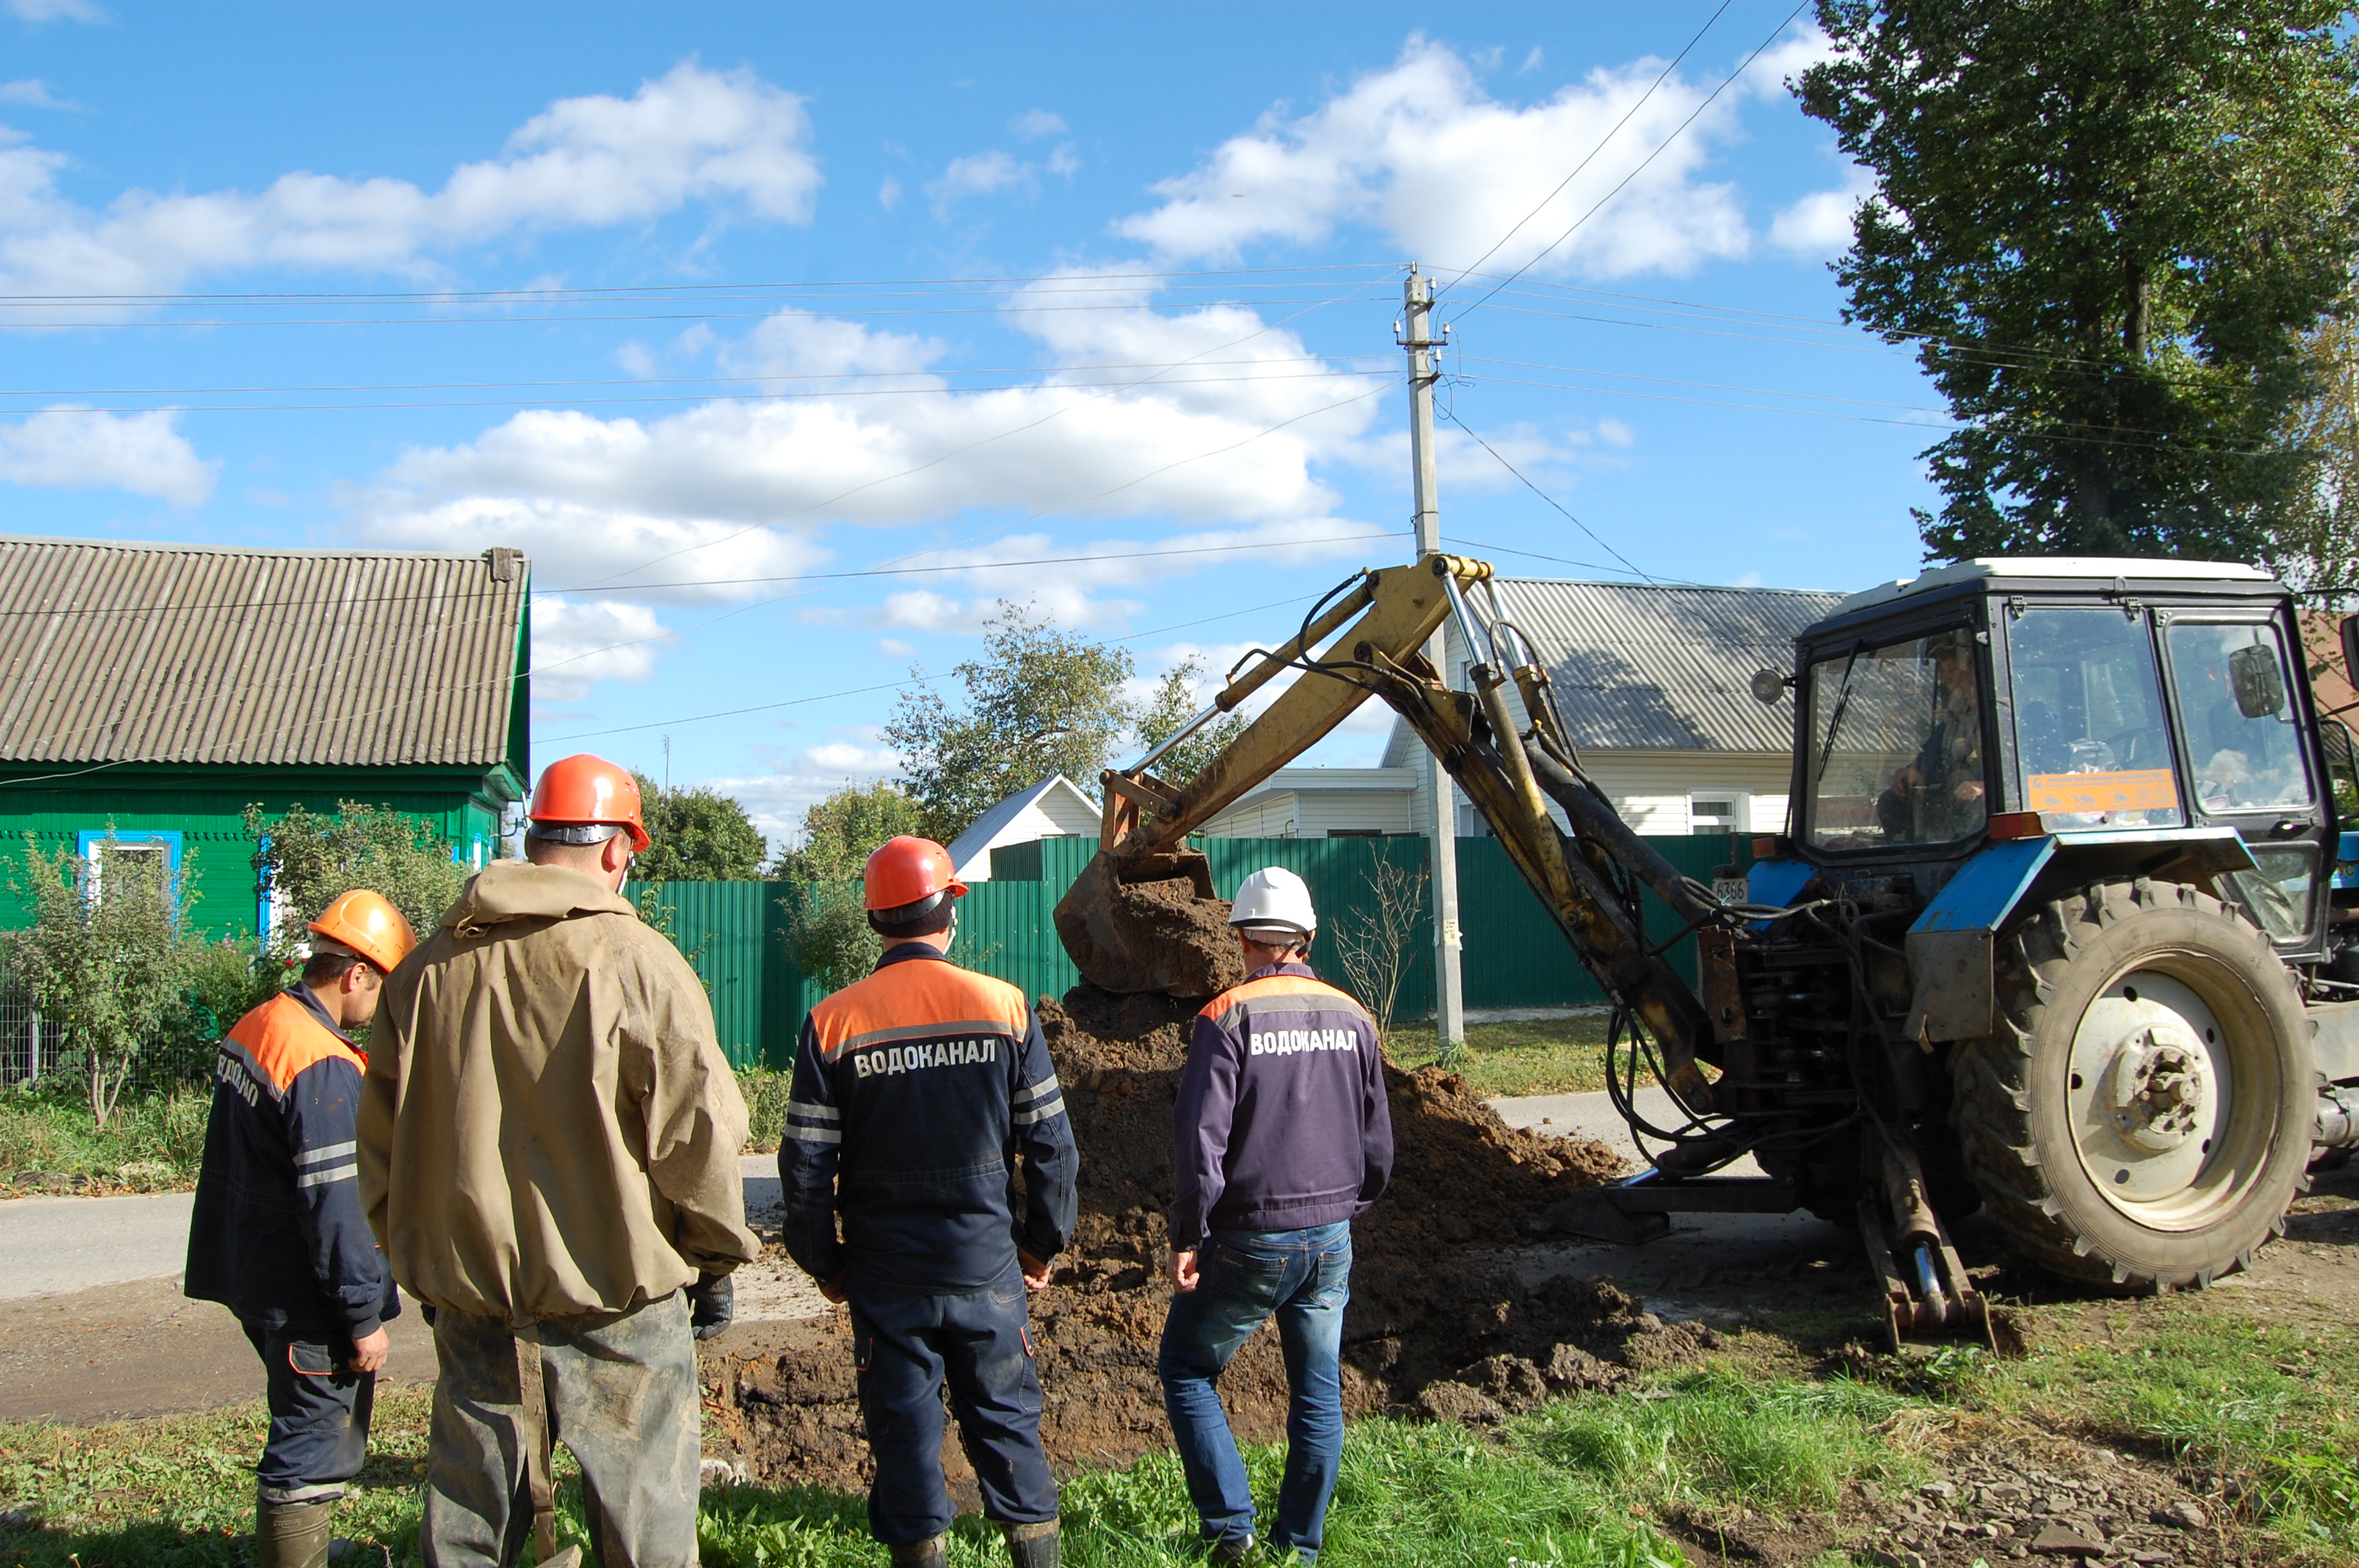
[1383,577,1845,838]
[943,775,1102,882]
[1197,767,1418,838]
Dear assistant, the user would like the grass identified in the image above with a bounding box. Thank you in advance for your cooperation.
[4,1294,2353,1564]
[0,1364,1921,1568]
[1383,1013,1613,1099]
[0,1087,209,1195]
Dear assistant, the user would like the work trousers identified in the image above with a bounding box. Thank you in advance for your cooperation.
[241,1322,376,1504]
[421,1290,700,1568]
[1158,1222,1353,1566]
[846,1265,1059,1548]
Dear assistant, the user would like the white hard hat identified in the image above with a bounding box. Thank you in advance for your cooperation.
[1230,866,1317,941]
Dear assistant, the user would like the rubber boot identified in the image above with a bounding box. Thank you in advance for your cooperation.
[256,1496,336,1568]
[1004,1518,1061,1568]
[889,1535,949,1568]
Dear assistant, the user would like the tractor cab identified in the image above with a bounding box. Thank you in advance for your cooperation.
[1772,557,2340,960]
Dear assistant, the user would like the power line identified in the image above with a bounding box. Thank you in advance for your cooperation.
[1436,404,1659,584]
[537,589,1332,744]
[0,263,1399,307]
[1438,1,1734,296]
[1446,2,1813,326]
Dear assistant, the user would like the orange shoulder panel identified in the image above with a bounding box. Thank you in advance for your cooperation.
[225,993,362,1091]
[809,959,1030,1059]
[1197,971,1346,1021]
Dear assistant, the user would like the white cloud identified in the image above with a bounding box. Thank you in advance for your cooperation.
[352,489,823,604]
[530,598,672,703]
[1519,46,1545,74]
[876,637,916,660]
[879,176,902,210]
[0,78,70,107]
[0,408,214,503]
[1048,144,1081,179]
[1596,416,1634,448]
[714,307,944,382]
[616,341,657,379]
[706,735,904,847]
[1769,167,1873,258]
[1010,110,1067,140]
[350,273,1395,700]
[927,149,1030,216]
[1115,32,1823,278]
[3,0,103,20]
[0,62,820,303]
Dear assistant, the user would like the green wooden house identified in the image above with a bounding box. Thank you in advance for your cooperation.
[0,535,529,941]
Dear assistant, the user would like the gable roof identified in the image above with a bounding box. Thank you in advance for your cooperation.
[944,775,1100,874]
[0,536,528,768]
[1384,577,1844,757]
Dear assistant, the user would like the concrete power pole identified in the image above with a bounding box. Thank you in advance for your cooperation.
[1402,267,1465,1054]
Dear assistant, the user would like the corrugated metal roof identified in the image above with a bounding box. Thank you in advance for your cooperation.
[0,535,527,768]
[1485,578,1845,753]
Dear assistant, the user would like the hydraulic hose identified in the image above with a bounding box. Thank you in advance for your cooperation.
[1525,746,1724,931]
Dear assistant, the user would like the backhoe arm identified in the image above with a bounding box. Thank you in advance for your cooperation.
[1066,554,1715,1098]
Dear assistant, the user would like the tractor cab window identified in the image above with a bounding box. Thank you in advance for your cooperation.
[2163,621,2312,815]
[2005,608,2183,829]
[1805,626,1989,851]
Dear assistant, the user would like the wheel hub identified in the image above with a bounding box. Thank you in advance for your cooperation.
[2106,1028,2212,1152]
[2067,972,2232,1219]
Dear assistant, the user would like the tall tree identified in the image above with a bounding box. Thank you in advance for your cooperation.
[884,604,1136,841]
[2273,304,2359,599]
[769,782,931,881]
[630,779,767,883]
[1798,0,2359,561]
[1133,655,1251,789]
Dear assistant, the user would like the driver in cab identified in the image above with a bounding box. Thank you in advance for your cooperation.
[1877,640,1986,841]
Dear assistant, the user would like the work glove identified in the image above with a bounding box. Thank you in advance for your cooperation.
[688,1273,734,1340]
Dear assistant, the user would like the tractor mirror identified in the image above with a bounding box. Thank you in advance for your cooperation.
[2229,643,2287,719]
[1750,668,1789,704]
[2341,615,2359,691]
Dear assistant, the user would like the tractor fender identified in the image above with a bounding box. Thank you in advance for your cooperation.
[1903,827,2259,1044]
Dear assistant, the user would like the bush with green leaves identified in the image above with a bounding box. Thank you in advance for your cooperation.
[629,776,767,882]
[772,782,933,993]
[3,832,212,1129]
[244,800,468,969]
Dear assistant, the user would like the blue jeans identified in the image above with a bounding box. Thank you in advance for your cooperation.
[1158,1222,1351,1564]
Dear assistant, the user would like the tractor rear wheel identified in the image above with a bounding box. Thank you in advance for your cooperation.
[1950,878,2313,1290]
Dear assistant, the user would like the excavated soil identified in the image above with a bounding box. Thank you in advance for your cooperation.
[704,982,1679,1495]
[1052,866,1246,998]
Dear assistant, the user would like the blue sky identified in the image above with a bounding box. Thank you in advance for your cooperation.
[0,2,1949,846]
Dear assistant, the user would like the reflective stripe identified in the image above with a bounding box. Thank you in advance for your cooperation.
[1016,1074,1060,1104]
[787,1100,839,1122]
[295,1163,358,1189]
[295,1139,357,1167]
[788,1125,843,1145]
[1012,1094,1066,1126]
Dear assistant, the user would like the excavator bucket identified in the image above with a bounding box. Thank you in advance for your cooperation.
[1052,849,1246,999]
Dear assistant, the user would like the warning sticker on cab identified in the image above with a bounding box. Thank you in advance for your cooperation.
[2026,768,2180,815]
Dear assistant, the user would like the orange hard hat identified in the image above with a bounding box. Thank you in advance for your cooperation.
[862,835,968,913]
[527,753,651,851]
[308,889,417,975]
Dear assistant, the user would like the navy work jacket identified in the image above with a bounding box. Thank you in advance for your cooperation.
[779,942,1078,1294]
[1170,963,1394,1250]
[185,986,400,1339]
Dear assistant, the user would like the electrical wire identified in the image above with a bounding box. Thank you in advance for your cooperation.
[1437,0,1734,296]
[1436,404,1659,583]
[1445,1,1813,326]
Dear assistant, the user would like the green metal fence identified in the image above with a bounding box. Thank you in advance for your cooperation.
[631,831,1758,1071]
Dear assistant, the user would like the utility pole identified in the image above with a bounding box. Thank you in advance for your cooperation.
[1402,267,1465,1056]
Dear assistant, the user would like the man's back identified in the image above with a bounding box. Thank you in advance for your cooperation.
[780,943,1076,1294]
[358,859,755,1323]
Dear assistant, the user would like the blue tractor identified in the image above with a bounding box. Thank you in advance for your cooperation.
[1071,554,2359,1341]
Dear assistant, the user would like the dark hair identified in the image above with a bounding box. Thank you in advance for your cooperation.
[302,949,373,988]
[868,892,954,940]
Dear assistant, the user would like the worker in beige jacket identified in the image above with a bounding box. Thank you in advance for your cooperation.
[359,753,758,1568]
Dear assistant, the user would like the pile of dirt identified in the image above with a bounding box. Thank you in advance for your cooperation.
[1052,863,1245,998]
[707,982,1657,1496]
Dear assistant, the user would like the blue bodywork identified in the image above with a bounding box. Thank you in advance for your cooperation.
[1745,829,2262,938]
[2336,830,2359,891]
